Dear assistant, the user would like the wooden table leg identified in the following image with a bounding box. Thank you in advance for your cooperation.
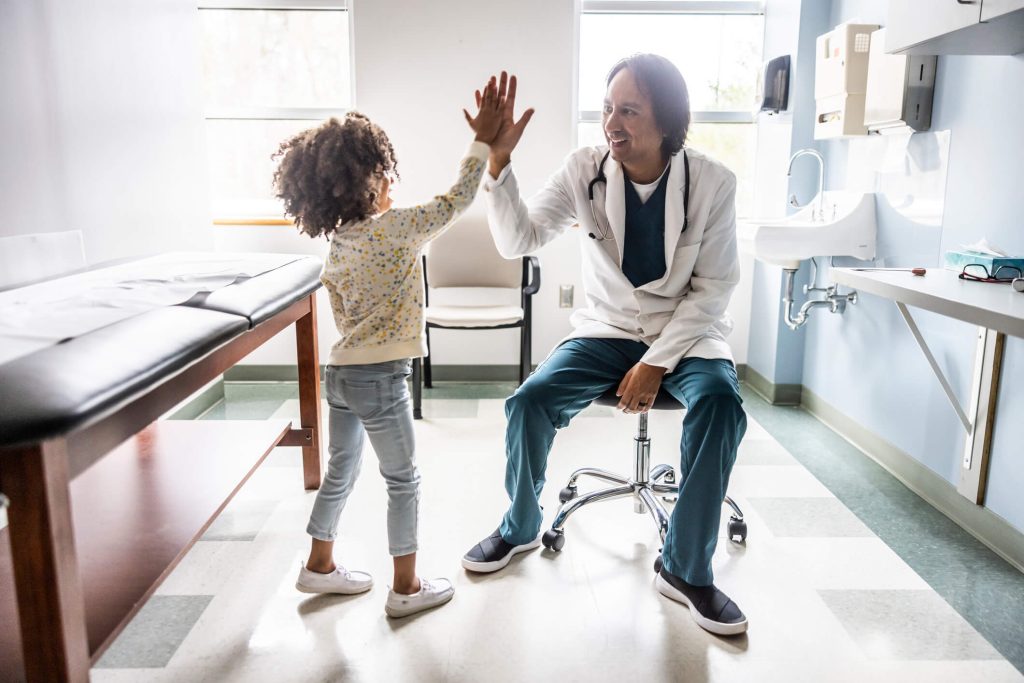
[295,291,323,490]
[0,440,90,682]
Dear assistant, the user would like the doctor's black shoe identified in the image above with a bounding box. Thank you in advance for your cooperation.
[461,528,542,573]
[656,568,748,636]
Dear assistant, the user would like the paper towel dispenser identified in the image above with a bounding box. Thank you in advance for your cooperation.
[759,55,791,114]
[865,27,936,133]
[814,22,880,139]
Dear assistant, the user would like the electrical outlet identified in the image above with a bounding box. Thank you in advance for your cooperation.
[559,285,574,308]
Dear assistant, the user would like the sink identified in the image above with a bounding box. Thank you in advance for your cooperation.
[737,191,877,270]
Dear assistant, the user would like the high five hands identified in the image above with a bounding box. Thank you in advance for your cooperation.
[469,71,535,179]
[464,75,502,145]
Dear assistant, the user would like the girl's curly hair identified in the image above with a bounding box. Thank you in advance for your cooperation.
[272,112,400,238]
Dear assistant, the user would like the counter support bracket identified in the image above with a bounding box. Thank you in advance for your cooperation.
[895,302,1003,504]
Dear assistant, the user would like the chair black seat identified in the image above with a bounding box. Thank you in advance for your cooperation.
[592,386,684,410]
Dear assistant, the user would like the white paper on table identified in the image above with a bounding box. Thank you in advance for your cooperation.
[0,252,307,365]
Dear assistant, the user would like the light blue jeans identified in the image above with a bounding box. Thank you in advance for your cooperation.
[306,359,420,556]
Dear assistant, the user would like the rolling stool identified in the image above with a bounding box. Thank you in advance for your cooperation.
[540,386,747,573]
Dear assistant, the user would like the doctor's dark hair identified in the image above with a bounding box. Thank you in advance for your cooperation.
[607,54,691,156]
[272,112,399,238]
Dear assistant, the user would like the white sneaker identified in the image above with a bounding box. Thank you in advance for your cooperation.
[295,563,373,595]
[384,578,454,618]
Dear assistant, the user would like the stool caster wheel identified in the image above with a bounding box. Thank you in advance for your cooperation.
[542,529,565,551]
[558,486,577,504]
[653,554,663,574]
[660,470,677,503]
[728,519,747,543]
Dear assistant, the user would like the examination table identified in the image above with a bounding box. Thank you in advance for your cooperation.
[0,253,324,682]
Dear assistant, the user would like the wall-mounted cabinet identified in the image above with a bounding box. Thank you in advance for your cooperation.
[886,0,1024,55]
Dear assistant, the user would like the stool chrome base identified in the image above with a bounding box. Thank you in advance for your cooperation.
[541,412,747,553]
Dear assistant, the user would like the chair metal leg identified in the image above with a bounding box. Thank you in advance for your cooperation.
[650,463,673,482]
[412,357,423,420]
[637,487,671,542]
[424,328,433,388]
[725,496,744,521]
[567,467,630,488]
[519,322,530,385]
[550,484,634,532]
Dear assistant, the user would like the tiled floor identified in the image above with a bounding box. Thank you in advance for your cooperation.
[87,382,1024,682]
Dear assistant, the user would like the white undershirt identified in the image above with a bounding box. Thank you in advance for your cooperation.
[629,164,670,204]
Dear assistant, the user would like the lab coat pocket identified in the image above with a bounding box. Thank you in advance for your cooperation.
[670,243,700,274]
[657,243,700,294]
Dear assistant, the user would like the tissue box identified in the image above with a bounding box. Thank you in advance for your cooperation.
[943,250,1024,273]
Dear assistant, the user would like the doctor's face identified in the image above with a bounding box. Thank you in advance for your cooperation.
[602,68,666,179]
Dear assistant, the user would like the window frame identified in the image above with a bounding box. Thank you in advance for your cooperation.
[197,0,352,220]
[578,0,765,125]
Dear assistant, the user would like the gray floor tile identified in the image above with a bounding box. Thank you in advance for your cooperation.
[819,589,1003,660]
[94,595,213,668]
[749,497,875,537]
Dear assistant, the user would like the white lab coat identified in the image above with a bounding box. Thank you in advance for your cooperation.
[483,145,739,372]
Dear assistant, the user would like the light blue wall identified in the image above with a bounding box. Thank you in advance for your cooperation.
[747,0,831,386]
[801,1,1024,531]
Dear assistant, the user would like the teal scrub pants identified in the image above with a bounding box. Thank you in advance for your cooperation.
[498,338,746,586]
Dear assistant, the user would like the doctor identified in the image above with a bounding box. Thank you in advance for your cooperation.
[462,55,748,636]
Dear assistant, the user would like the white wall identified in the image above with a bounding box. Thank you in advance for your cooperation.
[0,0,212,262]
[352,0,579,367]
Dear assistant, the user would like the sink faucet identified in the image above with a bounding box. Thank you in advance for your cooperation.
[787,148,824,222]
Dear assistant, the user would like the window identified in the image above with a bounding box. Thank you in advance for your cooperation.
[199,0,351,220]
[579,1,764,217]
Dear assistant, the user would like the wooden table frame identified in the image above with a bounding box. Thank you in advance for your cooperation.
[0,292,323,682]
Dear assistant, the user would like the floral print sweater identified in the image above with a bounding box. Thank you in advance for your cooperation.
[321,141,489,365]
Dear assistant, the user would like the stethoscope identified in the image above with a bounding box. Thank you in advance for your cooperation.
[587,149,690,241]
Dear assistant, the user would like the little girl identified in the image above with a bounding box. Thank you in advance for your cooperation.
[272,79,501,618]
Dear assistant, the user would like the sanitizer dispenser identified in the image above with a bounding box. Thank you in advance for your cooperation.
[814,22,880,139]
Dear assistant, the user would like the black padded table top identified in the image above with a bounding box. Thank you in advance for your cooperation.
[0,306,249,448]
[183,257,322,327]
[0,253,324,448]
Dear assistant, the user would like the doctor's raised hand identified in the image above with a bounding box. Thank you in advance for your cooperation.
[474,71,534,178]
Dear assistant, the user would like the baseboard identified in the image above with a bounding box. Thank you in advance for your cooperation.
[226,363,744,384]
[801,386,1024,575]
[224,365,325,382]
[223,364,528,383]
[428,364,528,382]
[168,381,224,420]
[743,366,802,405]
